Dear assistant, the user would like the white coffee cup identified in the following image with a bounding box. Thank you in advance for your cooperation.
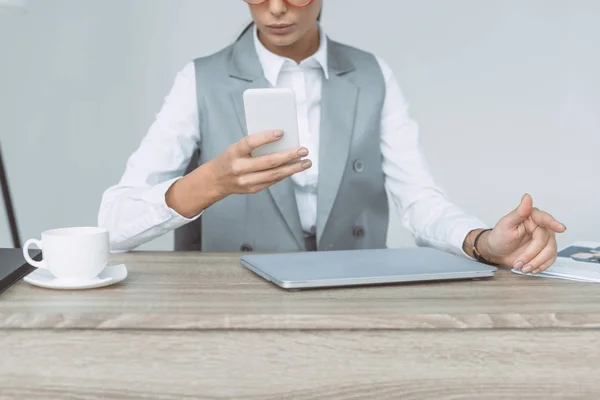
[23,227,109,281]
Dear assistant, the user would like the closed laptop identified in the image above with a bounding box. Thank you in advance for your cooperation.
[240,247,497,289]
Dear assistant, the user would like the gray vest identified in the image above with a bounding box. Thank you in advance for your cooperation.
[174,29,388,252]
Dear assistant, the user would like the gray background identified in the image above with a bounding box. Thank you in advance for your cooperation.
[1,0,598,250]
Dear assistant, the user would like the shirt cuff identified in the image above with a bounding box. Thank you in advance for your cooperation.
[144,177,203,227]
[449,219,490,260]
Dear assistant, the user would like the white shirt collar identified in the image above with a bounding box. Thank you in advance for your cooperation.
[253,24,329,86]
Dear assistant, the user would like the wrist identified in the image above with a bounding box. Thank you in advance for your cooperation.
[463,229,498,265]
[475,229,498,265]
[463,229,484,258]
[165,161,226,218]
[195,160,229,201]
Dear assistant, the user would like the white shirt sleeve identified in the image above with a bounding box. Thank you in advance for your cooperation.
[97,62,201,252]
[376,57,488,257]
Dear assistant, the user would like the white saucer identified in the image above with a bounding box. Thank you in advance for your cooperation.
[23,264,128,290]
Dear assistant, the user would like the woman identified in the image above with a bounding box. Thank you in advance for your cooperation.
[98,0,566,275]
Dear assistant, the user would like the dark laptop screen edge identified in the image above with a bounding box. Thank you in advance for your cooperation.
[0,250,41,295]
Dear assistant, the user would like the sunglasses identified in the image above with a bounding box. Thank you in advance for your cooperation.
[243,0,315,7]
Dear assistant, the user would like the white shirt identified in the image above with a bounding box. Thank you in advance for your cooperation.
[98,26,486,255]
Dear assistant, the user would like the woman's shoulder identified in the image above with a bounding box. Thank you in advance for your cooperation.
[328,37,376,60]
[190,44,234,67]
[327,37,394,81]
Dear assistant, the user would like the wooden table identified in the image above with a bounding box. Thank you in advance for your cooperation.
[1,252,600,399]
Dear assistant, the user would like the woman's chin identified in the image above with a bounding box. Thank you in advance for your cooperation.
[263,32,300,48]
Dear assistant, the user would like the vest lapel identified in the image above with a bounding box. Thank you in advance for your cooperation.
[316,41,358,245]
[228,29,305,249]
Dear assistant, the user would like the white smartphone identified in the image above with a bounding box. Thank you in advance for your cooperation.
[243,88,300,157]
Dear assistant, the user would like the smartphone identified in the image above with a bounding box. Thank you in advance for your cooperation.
[243,88,300,157]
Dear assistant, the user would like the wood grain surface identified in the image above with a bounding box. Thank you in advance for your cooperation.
[1,330,600,399]
[2,252,600,399]
[1,252,600,330]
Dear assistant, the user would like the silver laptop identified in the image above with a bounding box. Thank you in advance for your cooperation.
[240,247,497,289]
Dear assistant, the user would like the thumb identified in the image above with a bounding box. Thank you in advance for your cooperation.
[503,193,533,228]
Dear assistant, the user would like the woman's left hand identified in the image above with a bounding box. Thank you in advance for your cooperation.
[481,194,567,274]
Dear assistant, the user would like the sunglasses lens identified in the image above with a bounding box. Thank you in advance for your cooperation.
[287,0,313,5]
[244,0,314,6]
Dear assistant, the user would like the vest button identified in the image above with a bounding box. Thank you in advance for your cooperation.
[353,159,365,173]
[352,226,365,237]
[240,244,253,252]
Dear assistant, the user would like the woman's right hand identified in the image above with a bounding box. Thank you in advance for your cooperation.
[166,130,311,218]
[211,129,312,197]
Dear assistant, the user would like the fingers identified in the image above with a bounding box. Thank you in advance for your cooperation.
[512,227,551,271]
[235,159,312,193]
[532,257,556,275]
[236,130,284,156]
[236,147,309,174]
[526,236,558,274]
[530,208,567,233]
[502,193,533,229]
[224,130,311,195]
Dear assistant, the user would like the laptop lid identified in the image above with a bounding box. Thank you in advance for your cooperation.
[240,247,497,289]
[0,248,41,295]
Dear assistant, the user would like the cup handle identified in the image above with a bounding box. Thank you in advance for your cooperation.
[23,239,47,269]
